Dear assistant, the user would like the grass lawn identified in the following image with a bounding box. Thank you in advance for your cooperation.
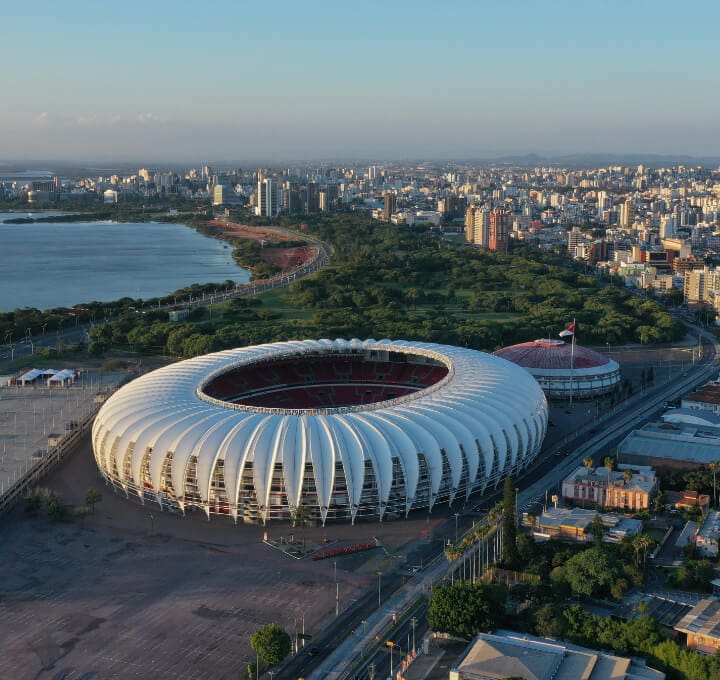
[647,528,668,542]
[257,288,315,319]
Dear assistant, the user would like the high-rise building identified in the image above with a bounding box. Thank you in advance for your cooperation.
[620,199,635,228]
[597,191,611,219]
[383,192,397,222]
[489,208,510,251]
[660,215,676,239]
[213,185,226,206]
[465,204,490,246]
[438,194,467,220]
[282,181,304,213]
[684,266,720,303]
[567,226,584,255]
[306,182,320,213]
[256,178,278,217]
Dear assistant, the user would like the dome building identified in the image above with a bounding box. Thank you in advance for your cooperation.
[92,339,548,525]
[494,338,621,400]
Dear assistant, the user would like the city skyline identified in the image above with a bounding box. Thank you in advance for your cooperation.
[3,0,720,162]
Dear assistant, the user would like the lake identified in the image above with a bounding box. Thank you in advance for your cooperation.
[0,220,250,312]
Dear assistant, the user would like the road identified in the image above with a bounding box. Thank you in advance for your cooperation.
[305,321,719,680]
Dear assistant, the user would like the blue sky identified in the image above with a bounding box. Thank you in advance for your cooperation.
[2,0,719,162]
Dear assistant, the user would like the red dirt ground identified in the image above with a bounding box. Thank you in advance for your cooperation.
[261,244,318,268]
[205,220,318,269]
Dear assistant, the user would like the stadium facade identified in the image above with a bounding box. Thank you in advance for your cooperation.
[92,339,548,524]
[494,338,621,399]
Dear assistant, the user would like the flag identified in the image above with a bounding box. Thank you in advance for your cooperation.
[559,322,575,338]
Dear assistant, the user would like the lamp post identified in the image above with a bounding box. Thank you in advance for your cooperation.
[454,512,459,543]
[387,641,395,679]
[377,571,382,608]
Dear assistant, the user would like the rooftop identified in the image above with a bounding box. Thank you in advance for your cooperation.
[451,630,665,680]
[675,598,720,641]
[697,510,720,543]
[618,422,720,465]
[494,339,619,373]
[563,465,657,495]
[683,383,720,406]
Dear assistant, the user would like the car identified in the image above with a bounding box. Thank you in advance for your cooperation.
[306,647,321,657]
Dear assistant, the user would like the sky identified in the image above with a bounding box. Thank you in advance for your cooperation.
[2,0,719,163]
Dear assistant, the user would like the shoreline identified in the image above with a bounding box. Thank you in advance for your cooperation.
[0,218,252,313]
[0,215,327,317]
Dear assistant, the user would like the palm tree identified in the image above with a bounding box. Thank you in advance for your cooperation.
[583,456,593,472]
[632,533,654,568]
[603,456,614,507]
[623,469,633,484]
[710,462,719,509]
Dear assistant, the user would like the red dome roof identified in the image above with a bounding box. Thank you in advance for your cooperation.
[494,339,611,370]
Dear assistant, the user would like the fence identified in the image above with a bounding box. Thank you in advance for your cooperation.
[0,376,133,516]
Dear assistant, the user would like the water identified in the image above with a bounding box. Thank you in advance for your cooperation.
[0,220,250,311]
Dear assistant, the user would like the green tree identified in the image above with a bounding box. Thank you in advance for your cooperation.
[563,547,619,598]
[710,461,719,508]
[589,514,605,546]
[631,533,654,568]
[427,583,500,639]
[250,623,291,667]
[291,503,311,548]
[533,603,567,639]
[603,456,614,504]
[85,488,102,514]
[502,476,520,569]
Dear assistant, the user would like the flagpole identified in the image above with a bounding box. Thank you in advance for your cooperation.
[569,317,576,406]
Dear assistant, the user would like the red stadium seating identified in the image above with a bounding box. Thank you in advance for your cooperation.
[203,356,449,409]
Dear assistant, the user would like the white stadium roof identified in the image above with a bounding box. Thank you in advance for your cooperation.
[92,339,548,524]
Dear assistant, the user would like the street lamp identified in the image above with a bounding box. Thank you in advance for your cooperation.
[454,512,459,543]
[377,571,382,607]
[386,641,397,679]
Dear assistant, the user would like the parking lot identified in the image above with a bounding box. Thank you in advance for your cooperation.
[0,428,441,680]
[0,370,128,494]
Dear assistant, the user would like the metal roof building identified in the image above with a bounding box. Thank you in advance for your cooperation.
[92,339,548,524]
[618,420,720,469]
[494,338,621,399]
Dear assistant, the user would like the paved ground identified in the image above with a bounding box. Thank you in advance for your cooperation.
[0,432,447,680]
[0,338,701,680]
[0,370,129,493]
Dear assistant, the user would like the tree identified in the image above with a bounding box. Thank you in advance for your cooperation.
[635,533,654,568]
[623,469,633,484]
[250,623,291,667]
[710,461,719,508]
[291,503,311,548]
[563,547,619,598]
[603,456,614,505]
[427,583,500,639]
[589,514,605,546]
[502,476,520,569]
[533,602,567,639]
[583,456,593,471]
[85,488,102,514]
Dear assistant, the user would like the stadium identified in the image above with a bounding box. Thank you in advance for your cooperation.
[494,338,621,399]
[92,339,548,524]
